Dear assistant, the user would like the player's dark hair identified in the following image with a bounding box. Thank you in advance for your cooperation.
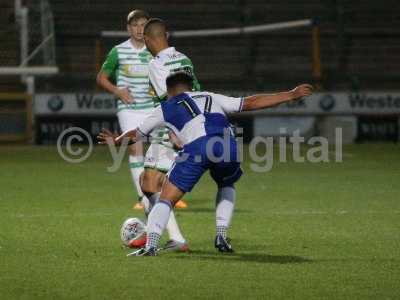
[144,18,167,36]
[127,10,150,24]
[166,72,194,91]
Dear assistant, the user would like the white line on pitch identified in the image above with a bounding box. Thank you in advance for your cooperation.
[7,212,118,218]
[268,210,400,215]
[4,210,400,218]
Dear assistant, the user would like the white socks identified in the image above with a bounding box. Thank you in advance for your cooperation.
[129,155,145,199]
[145,186,235,250]
[166,210,186,243]
[216,186,236,238]
[146,200,172,249]
[141,197,151,215]
[148,193,186,243]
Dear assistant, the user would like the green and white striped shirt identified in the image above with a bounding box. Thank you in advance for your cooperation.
[149,47,201,103]
[148,47,201,146]
[101,39,154,111]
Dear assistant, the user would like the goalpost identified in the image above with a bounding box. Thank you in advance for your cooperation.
[1,0,59,93]
[0,0,58,142]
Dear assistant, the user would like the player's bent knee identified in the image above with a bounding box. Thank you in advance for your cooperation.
[141,168,164,194]
[160,179,186,205]
[140,178,154,195]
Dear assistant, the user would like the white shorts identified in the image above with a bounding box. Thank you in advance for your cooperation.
[144,143,176,173]
[117,109,152,132]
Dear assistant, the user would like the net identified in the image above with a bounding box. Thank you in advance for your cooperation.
[0,0,56,68]
[99,18,319,92]
[0,0,58,94]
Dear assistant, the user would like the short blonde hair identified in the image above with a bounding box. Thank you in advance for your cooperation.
[127,10,150,24]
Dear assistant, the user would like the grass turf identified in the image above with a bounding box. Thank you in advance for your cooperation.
[0,144,399,299]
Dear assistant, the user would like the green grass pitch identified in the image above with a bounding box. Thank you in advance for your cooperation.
[0,144,399,299]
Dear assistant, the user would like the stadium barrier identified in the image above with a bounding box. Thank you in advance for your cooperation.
[33,91,400,144]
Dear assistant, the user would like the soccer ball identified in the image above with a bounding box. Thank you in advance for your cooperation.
[120,217,146,247]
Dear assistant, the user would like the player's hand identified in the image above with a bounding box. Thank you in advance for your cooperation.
[168,131,183,151]
[97,128,119,145]
[291,84,314,99]
[115,87,134,104]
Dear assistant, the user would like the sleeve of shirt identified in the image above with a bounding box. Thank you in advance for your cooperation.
[100,47,118,77]
[137,106,165,136]
[210,92,244,113]
[148,61,169,100]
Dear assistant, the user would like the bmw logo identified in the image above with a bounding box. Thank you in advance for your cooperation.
[319,94,335,111]
[48,95,64,112]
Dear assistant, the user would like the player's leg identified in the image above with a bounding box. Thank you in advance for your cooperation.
[140,154,206,254]
[144,179,186,253]
[128,141,148,210]
[154,145,189,247]
[117,109,148,209]
[154,143,188,209]
[140,167,164,213]
[123,168,162,250]
[143,144,188,249]
[142,143,165,212]
[213,184,237,253]
[211,166,241,253]
[209,136,243,252]
[215,185,236,240]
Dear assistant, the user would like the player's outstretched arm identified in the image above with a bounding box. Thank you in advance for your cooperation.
[242,84,313,111]
[97,128,139,146]
[97,106,164,146]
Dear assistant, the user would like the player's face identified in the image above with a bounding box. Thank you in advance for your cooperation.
[127,18,148,41]
[143,35,156,56]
